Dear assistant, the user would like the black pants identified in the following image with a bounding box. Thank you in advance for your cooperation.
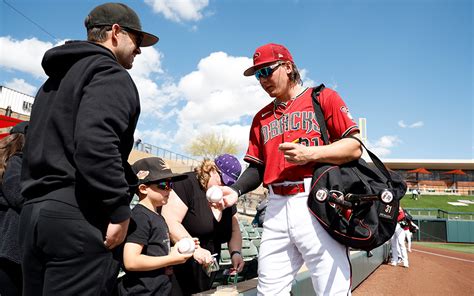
[0,258,22,296]
[19,200,120,296]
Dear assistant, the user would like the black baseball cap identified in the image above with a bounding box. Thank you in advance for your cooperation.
[84,2,159,47]
[132,157,187,184]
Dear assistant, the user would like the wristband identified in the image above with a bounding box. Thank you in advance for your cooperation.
[230,250,242,258]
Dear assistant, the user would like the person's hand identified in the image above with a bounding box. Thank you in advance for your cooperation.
[193,247,214,266]
[104,218,130,249]
[278,142,312,165]
[231,252,245,273]
[169,245,193,264]
[220,186,239,208]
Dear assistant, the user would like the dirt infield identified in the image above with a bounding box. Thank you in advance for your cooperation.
[353,244,474,296]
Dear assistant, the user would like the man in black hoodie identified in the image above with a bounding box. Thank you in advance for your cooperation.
[19,3,158,295]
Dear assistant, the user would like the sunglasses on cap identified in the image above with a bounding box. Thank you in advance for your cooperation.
[255,61,284,80]
[150,180,173,191]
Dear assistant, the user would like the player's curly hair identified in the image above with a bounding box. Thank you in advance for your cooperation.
[195,159,219,190]
[0,133,25,183]
[289,62,303,85]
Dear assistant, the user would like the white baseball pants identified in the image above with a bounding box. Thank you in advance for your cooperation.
[257,179,352,296]
[390,223,408,266]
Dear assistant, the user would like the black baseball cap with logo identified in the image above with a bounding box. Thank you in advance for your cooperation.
[84,2,159,47]
[132,157,187,184]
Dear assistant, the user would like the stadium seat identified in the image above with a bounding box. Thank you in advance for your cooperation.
[241,229,249,240]
[219,249,232,267]
[251,238,261,251]
[241,240,258,262]
[245,226,260,239]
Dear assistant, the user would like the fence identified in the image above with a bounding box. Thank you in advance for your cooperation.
[405,208,474,221]
[135,141,200,167]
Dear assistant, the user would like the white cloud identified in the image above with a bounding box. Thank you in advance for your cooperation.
[398,119,424,128]
[366,135,401,157]
[128,46,178,118]
[144,0,209,22]
[173,51,269,153]
[398,120,407,128]
[0,36,64,79]
[4,78,37,96]
[409,121,424,128]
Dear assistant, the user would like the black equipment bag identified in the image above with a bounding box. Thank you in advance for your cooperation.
[307,85,407,251]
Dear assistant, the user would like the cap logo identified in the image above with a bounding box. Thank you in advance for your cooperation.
[278,53,284,58]
[253,52,260,60]
[158,158,170,169]
[136,170,150,180]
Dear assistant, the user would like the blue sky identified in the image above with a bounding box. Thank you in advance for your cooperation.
[1,0,472,160]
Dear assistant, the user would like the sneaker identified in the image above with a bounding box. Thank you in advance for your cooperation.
[403,264,409,268]
[389,262,397,266]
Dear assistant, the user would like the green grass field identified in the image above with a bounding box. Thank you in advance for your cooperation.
[400,194,474,213]
[413,242,474,254]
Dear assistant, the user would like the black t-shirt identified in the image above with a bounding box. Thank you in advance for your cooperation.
[171,172,237,295]
[173,172,237,253]
[118,204,171,296]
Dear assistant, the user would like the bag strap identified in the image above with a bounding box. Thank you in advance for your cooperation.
[310,86,395,183]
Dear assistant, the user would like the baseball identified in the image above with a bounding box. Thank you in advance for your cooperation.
[177,238,195,254]
[206,186,223,203]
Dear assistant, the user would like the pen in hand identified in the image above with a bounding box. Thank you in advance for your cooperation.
[292,137,302,144]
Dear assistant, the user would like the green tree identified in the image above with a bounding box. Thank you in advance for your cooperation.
[185,132,240,159]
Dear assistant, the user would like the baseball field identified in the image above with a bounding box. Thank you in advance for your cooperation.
[353,242,474,296]
[400,194,474,212]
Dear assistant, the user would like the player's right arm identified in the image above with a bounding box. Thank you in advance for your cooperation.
[221,162,264,208]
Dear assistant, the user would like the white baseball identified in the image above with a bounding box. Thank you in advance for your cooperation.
[177,238,195,254]
[206,186,223,203]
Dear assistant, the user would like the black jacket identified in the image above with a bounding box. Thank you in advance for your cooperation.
[0,154,24,264]
[21,41,139,223]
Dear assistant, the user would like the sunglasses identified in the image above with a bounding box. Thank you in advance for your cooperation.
[121,27,143,48]
[154,180,173,191]
[255,61,284,80]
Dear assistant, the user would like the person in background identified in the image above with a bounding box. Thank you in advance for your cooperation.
[412,188,420,200]
[18,3,158,295]
[220,43,362,295]
[390,206,409,268]
[118,157,192,296]
[162,154,245,295]
[251,193,268,228]
[402,209,419,253]
[0,121,28,296]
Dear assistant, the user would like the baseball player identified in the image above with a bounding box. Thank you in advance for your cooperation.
[220,43,362,295]
[390,207,409,267]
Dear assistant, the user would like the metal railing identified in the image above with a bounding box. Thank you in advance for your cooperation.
[405,208,474,220]
[135,142,200,167]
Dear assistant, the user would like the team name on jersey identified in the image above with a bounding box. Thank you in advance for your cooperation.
[261,110,321,144]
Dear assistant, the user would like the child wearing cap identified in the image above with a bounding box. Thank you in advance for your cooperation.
[161,154,244,295]
[117,157,193,296]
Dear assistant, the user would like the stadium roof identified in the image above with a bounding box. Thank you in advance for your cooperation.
[379,159,474,170]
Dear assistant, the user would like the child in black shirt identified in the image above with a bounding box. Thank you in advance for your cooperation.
[118,157,193,295]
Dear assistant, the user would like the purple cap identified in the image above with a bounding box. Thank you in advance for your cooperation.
[214,154,241,186]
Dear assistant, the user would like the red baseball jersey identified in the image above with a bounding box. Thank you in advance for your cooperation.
[244,87,359,186]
